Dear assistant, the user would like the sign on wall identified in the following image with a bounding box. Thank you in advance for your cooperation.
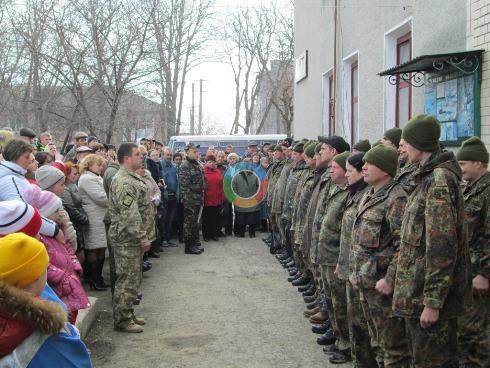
[424,73,479,145]
[295,50,308,83]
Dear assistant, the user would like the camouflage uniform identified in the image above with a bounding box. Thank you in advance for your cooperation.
[303,166,329,291]
[109,167,156,329]
[102,160,121,294]
[395,162,417,194]
[281,159,308,256]
[317,183,350,354]
[291,166,315,276]
[178,157,204,249]
[271,158,294,244]
[266,158,286,237]
[351,180,410,368]
[393,151,470,368]
[458,171,490,368]
[337,181,376,368]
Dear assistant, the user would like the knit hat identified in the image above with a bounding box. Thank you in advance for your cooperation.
[402,114,441,152]
[383,128,402,148]
[35,191,62,217]
[22,184,42,206]
[318,135,350,154]
[363,145,399,177]
[456,136,489,163]
[314,143,322,154]
[0,201,42,237]
[353,139,371,153]
[52,161,65,172]
[35,165,65,190]
[347,152,365,172]
[304,141,318,158]
[0,233,49,288]
[293,142,305,153]
[332,151,350,172]
[372,140,382,148]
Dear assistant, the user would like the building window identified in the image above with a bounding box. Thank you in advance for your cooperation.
[351,62,359,144]
[329,74,335,135]
[396,32,411,127]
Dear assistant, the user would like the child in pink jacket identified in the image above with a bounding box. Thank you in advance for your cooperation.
[35,190,90,324]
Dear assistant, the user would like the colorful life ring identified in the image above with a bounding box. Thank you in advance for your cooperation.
[223,161,269,208]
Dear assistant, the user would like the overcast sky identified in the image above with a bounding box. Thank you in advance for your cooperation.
[181,0,286,134]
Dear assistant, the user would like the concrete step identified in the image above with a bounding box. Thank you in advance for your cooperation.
[76,296,99,340]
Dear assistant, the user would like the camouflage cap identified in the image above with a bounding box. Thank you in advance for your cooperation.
[185,142,200,150]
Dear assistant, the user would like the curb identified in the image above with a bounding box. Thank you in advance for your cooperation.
[76,296,99,340]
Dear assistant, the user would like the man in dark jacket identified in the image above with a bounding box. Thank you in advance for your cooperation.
[178,143,204,255]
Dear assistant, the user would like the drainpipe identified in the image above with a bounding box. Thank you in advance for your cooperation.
[332,0,338,136]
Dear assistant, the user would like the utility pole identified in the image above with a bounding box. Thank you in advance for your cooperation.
[191,82,195,134]
[198,79,206,135]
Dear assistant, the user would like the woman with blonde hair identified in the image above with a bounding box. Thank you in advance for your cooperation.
[78,154,108,291]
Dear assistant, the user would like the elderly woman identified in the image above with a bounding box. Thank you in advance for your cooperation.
[78,154,108,291]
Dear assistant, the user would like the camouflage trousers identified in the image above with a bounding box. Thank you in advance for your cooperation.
[360,288,410,368]
[458,293,489,368]
[105,223,116,295]
[292,242,308,277]
[404,317,458,368]
[113,244,143,328]
[346,282,378,368]
[321,265,350,352]
[183,202,201,246]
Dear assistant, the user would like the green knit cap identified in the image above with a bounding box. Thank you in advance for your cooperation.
[383,128,402,148]
[353,139,371,152]
[273,145,283,152]
[456,136,489,163]
[363,145,399,177]
[314,142,322,154]
[402,114,440,152]
[304,141,317,158]
[332,151,350,172]
[372,140,382,148]
[293,141,305,153]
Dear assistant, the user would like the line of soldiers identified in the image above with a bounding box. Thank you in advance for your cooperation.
[264,114,489,368]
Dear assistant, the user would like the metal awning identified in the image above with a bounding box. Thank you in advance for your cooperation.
[379,49,484,87]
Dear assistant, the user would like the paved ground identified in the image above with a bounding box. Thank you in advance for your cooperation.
[85,235,345,368]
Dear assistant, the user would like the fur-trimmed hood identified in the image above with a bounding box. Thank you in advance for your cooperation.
[0,281,66,357]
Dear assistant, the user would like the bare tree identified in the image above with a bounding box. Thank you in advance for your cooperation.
[146,0,214,142]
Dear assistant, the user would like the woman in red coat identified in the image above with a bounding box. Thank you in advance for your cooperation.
[202,155,224,241]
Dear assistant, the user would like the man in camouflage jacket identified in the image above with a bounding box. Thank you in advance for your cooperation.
[393,115,470,367]
[178,143,205,255]
[350,145,410,367]
[456,136,490,368]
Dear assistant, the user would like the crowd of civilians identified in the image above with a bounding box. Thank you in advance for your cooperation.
[0,126,278,366]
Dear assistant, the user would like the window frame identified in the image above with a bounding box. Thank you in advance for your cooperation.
[395,32,412,127]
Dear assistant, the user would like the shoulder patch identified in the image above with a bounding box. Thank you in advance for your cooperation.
[122,193,134,207]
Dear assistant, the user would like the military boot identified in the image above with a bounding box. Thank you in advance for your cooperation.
[115,322,144,333]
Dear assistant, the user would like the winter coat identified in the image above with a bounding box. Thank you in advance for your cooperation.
[141,169,161,215]
[0,161,57,237]
[0,282,92,367]
[203,166,224,207]
[393,151,470,319]
[146,158,162,184]
[61,183,89,251]
[78,171,108,250]
[40,235,90,313]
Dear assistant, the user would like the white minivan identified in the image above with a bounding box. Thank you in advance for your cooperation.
[168,134,287,156]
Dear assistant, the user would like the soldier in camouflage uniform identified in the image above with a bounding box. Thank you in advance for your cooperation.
[316,151,352,364]
[109,143,156,333]
[351,145,410,367]
[307,136,350,327]
[291,142,317,284]
[271,144,294,256]
[264,146,286,250]
[456,137,490,368]
[336,152,376,368]
[178,143,205,255]
[393,115,470,368]
[395,138,417,194]
[280,142,307,265]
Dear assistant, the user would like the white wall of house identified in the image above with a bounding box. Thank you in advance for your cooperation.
[294,0,467,144]
[467,0,490,149]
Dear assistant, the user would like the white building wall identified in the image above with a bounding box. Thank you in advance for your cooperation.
[294,0,467,144]
[467,0,490,149]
